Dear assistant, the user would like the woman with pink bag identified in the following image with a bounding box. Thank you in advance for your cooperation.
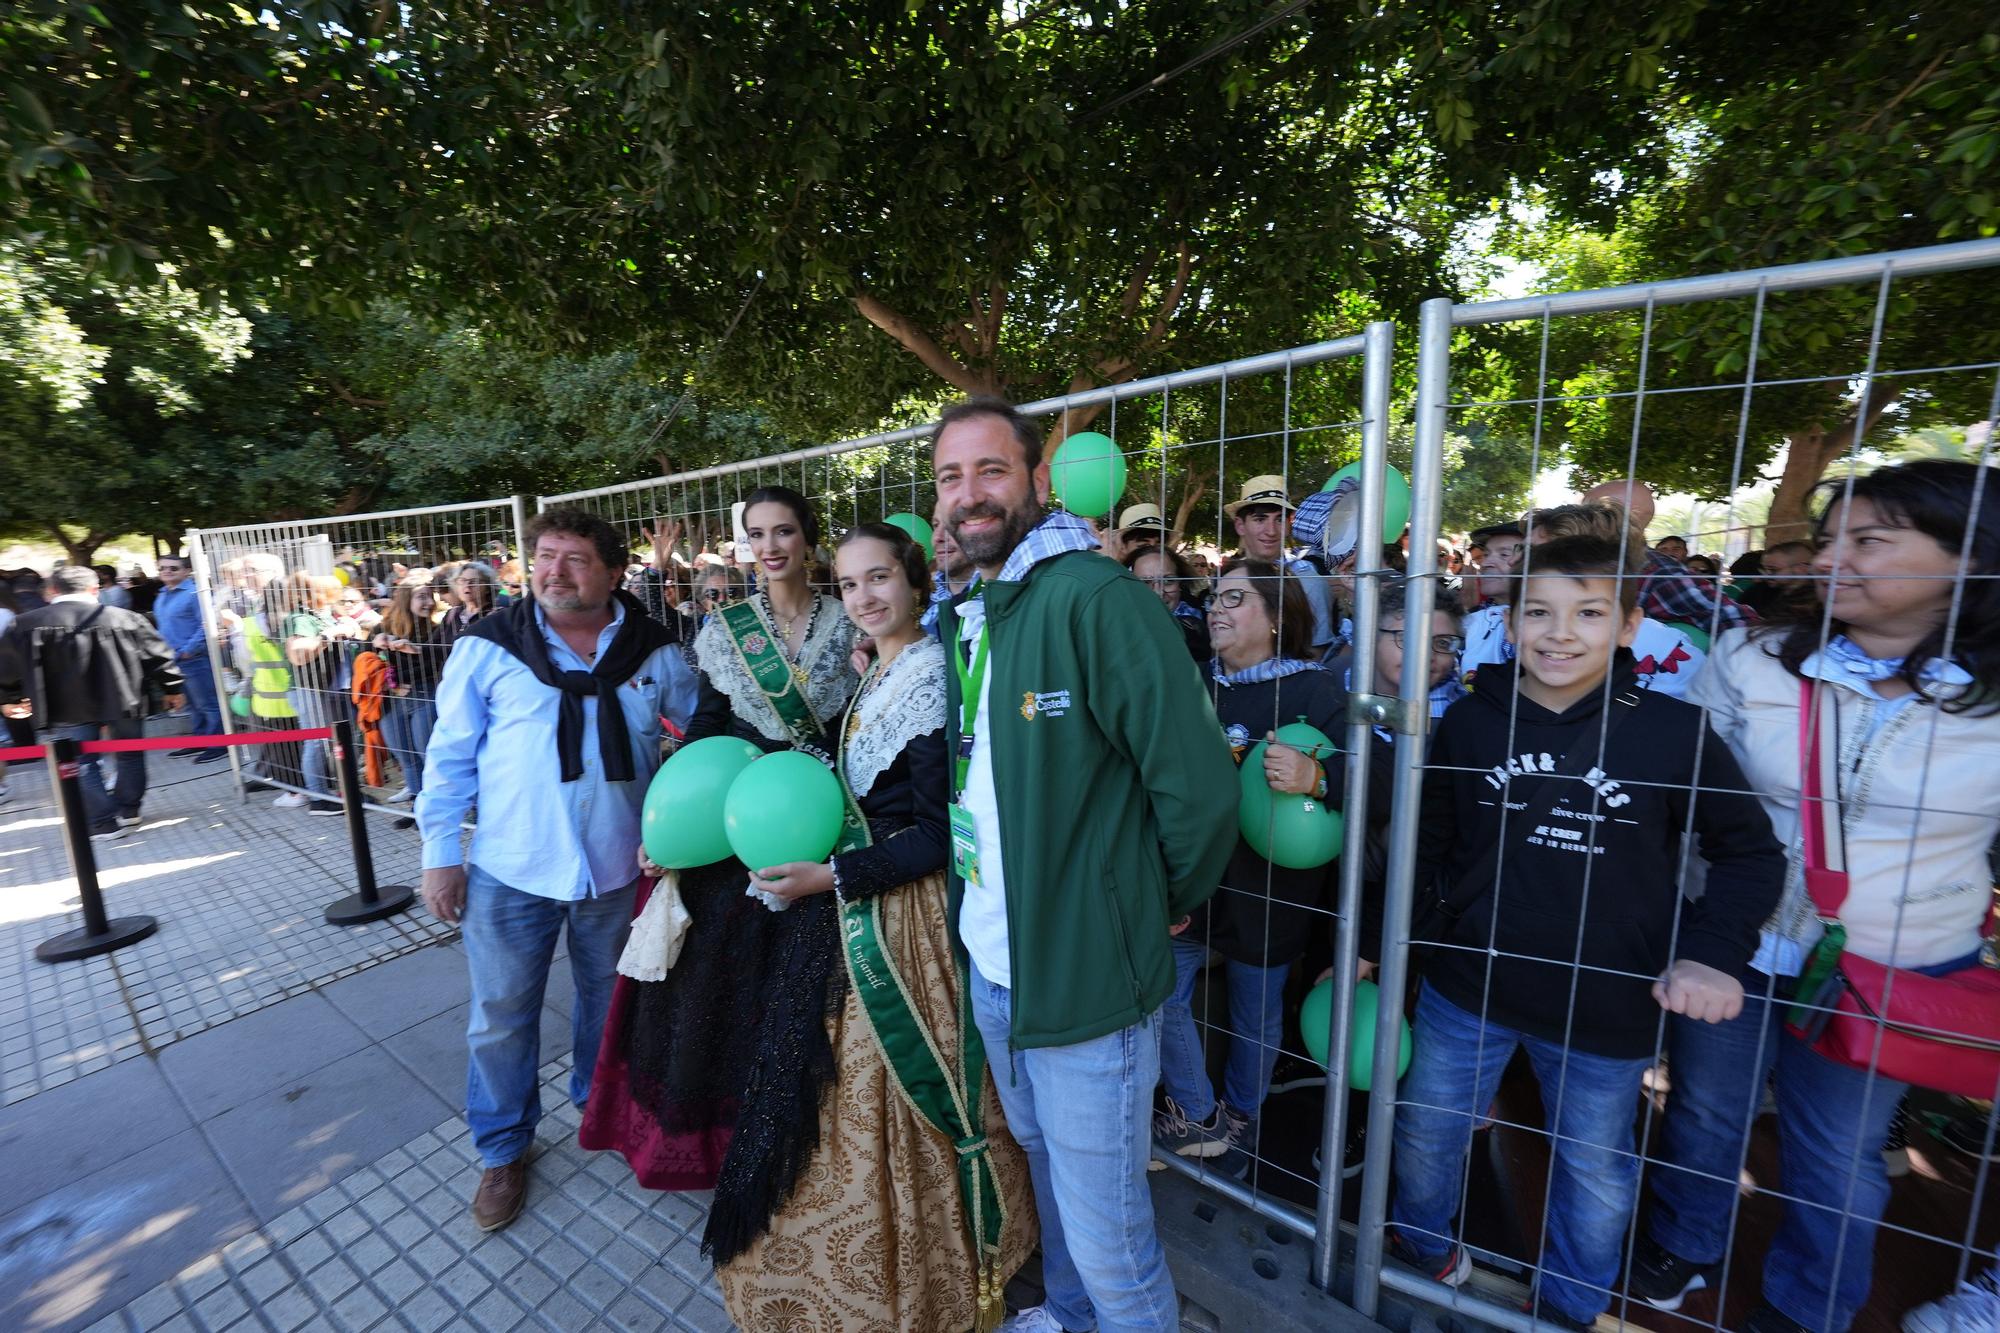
[1624,459,2000,1333]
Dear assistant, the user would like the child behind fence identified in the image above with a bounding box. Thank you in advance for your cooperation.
[1387,531,1785,1328]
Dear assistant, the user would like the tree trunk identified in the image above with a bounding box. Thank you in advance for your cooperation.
[50,524,110,567]
[1763,387,1904,543]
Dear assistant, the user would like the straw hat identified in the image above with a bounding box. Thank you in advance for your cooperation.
[1117,503,1166,534]
[1223,475,1297,518]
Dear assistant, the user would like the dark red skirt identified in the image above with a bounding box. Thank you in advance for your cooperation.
[577,876,736,1190]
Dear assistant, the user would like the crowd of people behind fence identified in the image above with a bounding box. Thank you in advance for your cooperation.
[1,412,1996,1333]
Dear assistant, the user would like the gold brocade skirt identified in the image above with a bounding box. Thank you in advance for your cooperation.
[717,872,1037,1332]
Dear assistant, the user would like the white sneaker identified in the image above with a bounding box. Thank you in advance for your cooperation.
[998,1307,1066,1333]
[1903,1267,2000,1333]
[272,792,308,809]
[386,786,413,804]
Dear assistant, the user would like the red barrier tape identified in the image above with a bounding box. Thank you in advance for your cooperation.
[82,727,333,754]
[0,745,38,763]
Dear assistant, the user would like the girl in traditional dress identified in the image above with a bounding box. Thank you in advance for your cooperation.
[580,487,858,1191]
[711,521,1034,1331]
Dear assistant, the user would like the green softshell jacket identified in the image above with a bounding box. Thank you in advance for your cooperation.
[941,548,1240,1050]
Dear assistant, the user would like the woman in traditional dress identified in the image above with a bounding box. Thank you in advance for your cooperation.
[580,486,858,1191]
[710,521,1034,1332]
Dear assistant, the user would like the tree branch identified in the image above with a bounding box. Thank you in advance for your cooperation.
[851,291,996,395]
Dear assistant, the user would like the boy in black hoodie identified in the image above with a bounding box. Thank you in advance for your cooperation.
[1388,534,1783,1328]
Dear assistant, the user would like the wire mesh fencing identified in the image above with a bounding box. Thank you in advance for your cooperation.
[542,327,1401,1286]
[186,498,531,821]
[1352,238,2000,1332]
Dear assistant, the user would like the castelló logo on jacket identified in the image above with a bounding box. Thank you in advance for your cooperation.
[1021,688,1073,721]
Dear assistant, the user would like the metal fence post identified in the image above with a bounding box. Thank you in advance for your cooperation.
[1312,319,1396,1293]
[1350,297,1454,1319]
[185,528,247,800]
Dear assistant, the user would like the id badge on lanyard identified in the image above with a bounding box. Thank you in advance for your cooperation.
[951,619,991,886]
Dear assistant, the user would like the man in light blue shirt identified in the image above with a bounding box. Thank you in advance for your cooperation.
[152,554,225,758]
[417,508,697,1233]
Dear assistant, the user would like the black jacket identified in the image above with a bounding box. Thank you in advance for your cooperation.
[0,598,183,729]
[1415,660,1784,1057]
[1194,667,1357,967]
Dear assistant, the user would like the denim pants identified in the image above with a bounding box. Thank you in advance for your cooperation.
[1391,983,1652,1323]
[288,686,336,798]
[1645,957,1972,1331]
[57,720,146,825]
[383,692,436,797]
[459,864,634,1169]
[968,963,1178,1333]
[1158,936,1289,1122]
[178,654,223,740]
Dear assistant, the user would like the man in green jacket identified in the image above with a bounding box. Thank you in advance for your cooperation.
[935,397,1239,1333]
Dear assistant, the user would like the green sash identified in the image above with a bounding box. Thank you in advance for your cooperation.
[717,598,870,853]
[837,656,1008,1332]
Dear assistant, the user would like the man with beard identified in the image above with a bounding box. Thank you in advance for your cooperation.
[933,397,1238,1332]
[417,509,699,1232]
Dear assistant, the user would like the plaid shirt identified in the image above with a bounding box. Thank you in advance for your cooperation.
[1638,549,1756,629]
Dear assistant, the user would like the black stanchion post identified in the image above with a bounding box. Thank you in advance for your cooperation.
[36,737,159,962]
[323,718,415,925]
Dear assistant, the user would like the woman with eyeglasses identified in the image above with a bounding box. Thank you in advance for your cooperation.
[1123,545,1211,664]
[1153,557,1352,1173]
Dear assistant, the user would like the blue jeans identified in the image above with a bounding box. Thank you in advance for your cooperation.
[288,687,336,798]
[57,719,146,825]
[1391,984,1651,1323]
[178,654,223,739]
[1645,957,1972,1331]
[459,864,634,1169]
[383,692,436,797]
[1158,936,1289,1122]
[968,964,1177,1333]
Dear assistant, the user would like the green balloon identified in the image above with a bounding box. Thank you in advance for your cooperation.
[644,736,763,869]
[1301,979,1413,1089]
[882,511,935,561]
[725,750,848,870]
[1678,623,1713,653]
[1049,431,1127,519]
[1320,461,1412,543]
[1239,720,1344,870]
[230,693,251,718]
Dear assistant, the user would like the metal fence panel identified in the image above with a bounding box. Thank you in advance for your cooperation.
[1353,238,2000,1331]
[186,498,530,822]
[543,329,1397,1286]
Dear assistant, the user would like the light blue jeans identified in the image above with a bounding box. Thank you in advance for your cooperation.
[383,692,436,798]
[288,686,336,798]
[1158,936,1290,1122]
[969,963,1178,1333]
[459,864,634,1169]
[1391,984,1652,1324]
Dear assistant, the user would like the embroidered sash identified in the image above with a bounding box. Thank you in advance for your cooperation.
[835,660,1006,1331]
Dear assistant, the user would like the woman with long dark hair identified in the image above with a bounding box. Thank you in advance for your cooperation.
[375,576,450,805]
[581,487,861,1212]
[1626,460,2000,1333]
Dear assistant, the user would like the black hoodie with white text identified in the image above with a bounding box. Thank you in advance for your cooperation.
[1414,658,1785,1058]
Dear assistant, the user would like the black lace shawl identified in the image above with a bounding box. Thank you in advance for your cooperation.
[698,720,951,1263]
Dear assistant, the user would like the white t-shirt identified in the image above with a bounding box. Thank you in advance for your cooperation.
[956,606,1012,988]
[1457,604,1707,697]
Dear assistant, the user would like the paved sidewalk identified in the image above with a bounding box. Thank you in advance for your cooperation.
[0,723,1360,1333]
[0,737,445,1106]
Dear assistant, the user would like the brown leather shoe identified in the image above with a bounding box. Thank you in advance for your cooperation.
[471,1159,527,1232]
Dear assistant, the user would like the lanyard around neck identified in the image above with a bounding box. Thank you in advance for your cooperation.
[952,617,990,794]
